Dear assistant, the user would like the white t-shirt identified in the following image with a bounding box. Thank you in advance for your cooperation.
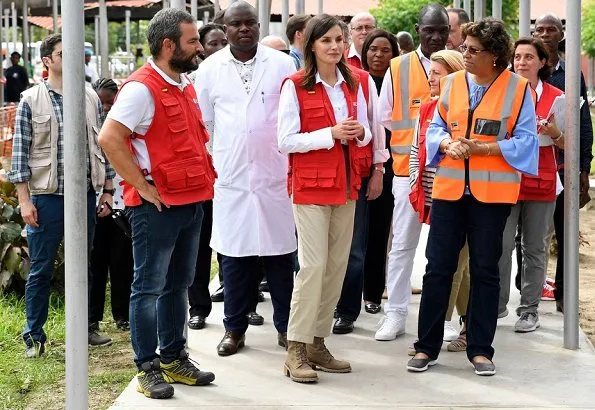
[106,59,191,174]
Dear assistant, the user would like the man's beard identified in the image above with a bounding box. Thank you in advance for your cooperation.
[169,47,199,73]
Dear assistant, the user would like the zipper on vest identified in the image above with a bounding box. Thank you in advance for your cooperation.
[464,109,474,188]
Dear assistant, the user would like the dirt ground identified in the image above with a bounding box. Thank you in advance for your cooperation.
[557,205,595,346]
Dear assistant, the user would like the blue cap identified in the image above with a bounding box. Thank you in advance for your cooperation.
[85,49,92,56]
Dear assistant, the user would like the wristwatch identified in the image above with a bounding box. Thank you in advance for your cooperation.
[102,188,116,195]
[373,166,385,174]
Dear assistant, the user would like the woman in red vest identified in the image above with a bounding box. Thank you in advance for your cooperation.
[277,14,372,383]
[497,37,564,333]
[408,50,469,352]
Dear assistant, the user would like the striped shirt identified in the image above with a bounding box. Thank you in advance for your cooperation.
[8,82,115,194]
[409,117,436,206]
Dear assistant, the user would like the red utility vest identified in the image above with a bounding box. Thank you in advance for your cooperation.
[118,63,216,207]
[519,82,563,202]
[345,50,363,69]
[286,71,366,205]
[349,65,373,177]
[409,99,437,224]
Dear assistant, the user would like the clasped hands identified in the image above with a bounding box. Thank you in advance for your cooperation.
[441,137,489,160]
[331,117,365,141]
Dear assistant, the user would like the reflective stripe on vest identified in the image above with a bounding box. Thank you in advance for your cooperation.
[433,70,528,204]
[389,52,430,176]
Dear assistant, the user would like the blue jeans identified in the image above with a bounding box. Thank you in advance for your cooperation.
[220,253,294,334]
[23,190,96,347]
[414,195,511,361]
[336,177,369,322]
[128,201,203,368]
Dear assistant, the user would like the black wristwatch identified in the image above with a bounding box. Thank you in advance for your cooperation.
[102,188,116,196]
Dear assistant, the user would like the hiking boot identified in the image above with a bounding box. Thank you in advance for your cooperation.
[88,329,112,347]
[24,341,45,359]
[283,341,318,383]
[306,337,351,373]
[514,312,540,333]
[136,358,174,399]
[278,332,288,350]
[161,349,215,386]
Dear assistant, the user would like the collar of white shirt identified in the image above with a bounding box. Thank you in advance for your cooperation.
[224,43,261,65]
[348,43,361,60]
[535,79,544,101]
[415,46,432,74]
[315,68,345,88]
[148,58,190,90]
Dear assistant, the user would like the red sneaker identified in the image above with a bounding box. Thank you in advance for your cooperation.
[541,283,555,301]
[545,277,556,288]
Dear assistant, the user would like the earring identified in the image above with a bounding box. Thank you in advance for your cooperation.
[493,60,497,67]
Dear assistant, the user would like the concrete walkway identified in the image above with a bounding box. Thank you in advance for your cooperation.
[111,226,595,409]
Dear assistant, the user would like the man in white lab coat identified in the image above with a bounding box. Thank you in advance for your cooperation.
[195,0,296,357]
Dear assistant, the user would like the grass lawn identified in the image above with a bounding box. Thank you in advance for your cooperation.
[0,258,219,409]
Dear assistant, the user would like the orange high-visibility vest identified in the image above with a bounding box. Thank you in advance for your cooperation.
[433,70,528,204]
[389,52,431,176]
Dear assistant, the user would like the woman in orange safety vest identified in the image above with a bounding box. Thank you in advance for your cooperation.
[277,14,372,383]
[407,18,539,377]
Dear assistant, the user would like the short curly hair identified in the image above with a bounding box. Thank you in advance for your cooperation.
[461,17,512,69]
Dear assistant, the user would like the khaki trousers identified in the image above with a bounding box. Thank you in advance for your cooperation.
[445,242,470,321]
[287,201,356,344]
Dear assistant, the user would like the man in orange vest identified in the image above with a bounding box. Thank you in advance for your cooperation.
[375,3,450,341]
[98,9,216,399]
[345,12,377,69]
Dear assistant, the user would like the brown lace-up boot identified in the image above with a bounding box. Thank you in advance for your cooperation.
[283,341,318,383]
[306,337,351,373]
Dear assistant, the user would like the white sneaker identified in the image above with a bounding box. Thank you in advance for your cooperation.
[443,321,459,342]
[374,315,406,341]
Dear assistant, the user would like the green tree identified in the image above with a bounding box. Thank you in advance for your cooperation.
[583,0,595,57]
[371,0,519,44]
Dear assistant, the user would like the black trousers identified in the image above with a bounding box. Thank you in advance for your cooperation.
[220,253,294,334]
[89,214,134,323]
[415,196,511,361]
[363,175,394,304]
[188,200,214,318]
[553,188,564,301]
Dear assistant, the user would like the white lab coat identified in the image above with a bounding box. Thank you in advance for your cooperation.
[195,44,297,257]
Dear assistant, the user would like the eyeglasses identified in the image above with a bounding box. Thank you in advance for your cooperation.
[459,44,485,56]
[352,25,376,33]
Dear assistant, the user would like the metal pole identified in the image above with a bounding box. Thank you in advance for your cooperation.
[62,0,88,405]
[281,0,288,43]
[0,4,4,108]
[191,0,197,19]
[492,0,502,19]
[258,0,268,38]
[563,0,580,351]
[519,0,531,37]
[474,0,483,21]
[463,0,471,17]
[125,9,130,57]
[11,2,15,54]
[203,10,209,25]
[52,0,58,33]
[22,0,28,72]
[170,0,185,10]
[453,0,461,8]
[589,58,594,96]
[213,0,220,13]
[295,0,304,15]
[317,0,322,14]
[99,0,108,78]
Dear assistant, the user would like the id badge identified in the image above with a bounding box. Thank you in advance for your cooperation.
[474,119,501,136]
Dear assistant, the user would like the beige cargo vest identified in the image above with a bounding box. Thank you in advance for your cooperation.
[20,83,106,195]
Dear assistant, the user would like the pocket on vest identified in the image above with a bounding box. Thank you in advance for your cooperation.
[32,115,51,150]
[520,170,556,197]
[295,166,337,190]
[155,157,208,193]
[28,155,52,191]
